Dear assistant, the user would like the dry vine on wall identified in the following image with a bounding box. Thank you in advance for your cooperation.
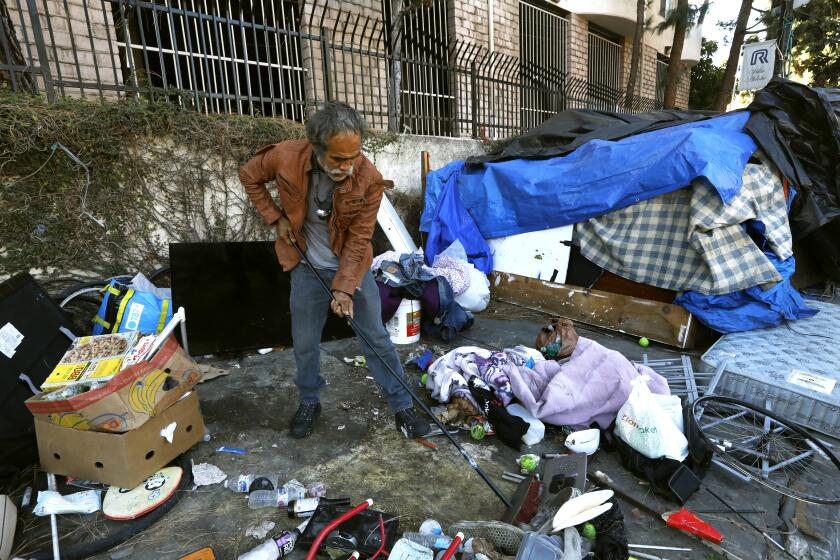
[0,92,305,281]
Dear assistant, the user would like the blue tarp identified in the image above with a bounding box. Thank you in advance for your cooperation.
[421,112,757,242]
[674,253,818,333]
[424,161,494,273]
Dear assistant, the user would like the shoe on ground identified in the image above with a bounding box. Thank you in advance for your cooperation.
[395,407,431,438]
[290,402,321,439]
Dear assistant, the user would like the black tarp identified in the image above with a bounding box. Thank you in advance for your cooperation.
[467,109,718,165]
[467,78,840,280]
[745,79,840,279]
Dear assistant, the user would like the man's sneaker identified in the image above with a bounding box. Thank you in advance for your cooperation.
[394,407,431,438]
[290,402,321,439]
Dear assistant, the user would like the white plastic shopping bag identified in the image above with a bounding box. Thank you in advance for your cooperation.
[434,240,490,312]
[614,378,688,461]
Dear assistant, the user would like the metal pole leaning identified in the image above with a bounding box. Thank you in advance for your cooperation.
[291,242,512,509]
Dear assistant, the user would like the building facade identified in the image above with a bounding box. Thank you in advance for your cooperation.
[0,0,703,138]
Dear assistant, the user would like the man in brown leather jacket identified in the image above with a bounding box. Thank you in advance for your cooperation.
[239,102,430,439]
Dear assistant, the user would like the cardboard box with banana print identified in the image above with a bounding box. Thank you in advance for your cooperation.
[25,335,202,432]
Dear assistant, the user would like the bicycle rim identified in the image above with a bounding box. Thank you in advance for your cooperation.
[691,395,840,505]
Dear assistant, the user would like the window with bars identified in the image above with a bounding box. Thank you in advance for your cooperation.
[382,0,452,136]
[519,0,569,129]
[111,0,306,118]
[587,25,622,111]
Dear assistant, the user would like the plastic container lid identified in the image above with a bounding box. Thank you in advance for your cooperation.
[514,532,563,560]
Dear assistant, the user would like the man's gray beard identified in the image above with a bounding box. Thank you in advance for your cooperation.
[317,155,353,181]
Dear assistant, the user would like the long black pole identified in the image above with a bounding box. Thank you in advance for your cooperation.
[705,488,796,560]
[292,242,512,509]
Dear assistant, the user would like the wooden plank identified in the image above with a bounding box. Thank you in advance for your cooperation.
[490,272,698,349]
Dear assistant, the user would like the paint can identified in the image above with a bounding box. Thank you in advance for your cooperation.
[386,299,421,344]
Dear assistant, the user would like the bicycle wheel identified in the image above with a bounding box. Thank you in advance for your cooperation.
[690,395,840,504]
[57,287,107,337]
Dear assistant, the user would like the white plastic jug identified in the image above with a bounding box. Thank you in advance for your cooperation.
[386,299,421,344]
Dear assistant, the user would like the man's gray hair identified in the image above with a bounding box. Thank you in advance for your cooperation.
[305,102,368,155]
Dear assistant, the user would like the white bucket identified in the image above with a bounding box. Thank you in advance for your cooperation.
[385,299,421,344]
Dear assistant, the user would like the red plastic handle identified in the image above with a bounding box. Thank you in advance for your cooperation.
[439,532,464,560]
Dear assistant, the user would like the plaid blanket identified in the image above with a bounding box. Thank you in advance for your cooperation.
[575,163,792,295]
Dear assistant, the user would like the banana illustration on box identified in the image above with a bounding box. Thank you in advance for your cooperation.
[49,412,92,430]
[129,369,168,416]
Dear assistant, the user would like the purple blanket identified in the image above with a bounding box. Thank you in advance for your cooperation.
[507,337,670,428]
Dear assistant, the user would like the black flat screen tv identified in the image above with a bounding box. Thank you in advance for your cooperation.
[170,242,353,356]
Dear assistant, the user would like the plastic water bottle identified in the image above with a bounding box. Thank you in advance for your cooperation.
[225,474,279,493]
[284,479,307,501]
[237,540,279,560]
[237,529,301,560]
[248,488,288,509]
[540,341,563,358]
[402,532,461,551]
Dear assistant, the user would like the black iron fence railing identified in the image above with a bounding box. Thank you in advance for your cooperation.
[0,0,662,138]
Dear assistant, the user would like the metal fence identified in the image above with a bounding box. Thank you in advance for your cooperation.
[0,0,662,139]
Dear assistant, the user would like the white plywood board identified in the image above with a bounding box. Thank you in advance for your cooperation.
[487,226,573,283]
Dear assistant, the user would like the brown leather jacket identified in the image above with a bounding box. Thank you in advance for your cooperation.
[238,139,392,295]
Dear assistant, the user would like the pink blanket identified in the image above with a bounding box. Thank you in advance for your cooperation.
[507,337,670,428]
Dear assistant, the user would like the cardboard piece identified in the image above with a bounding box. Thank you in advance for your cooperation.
[26,336,202,432]
[35,391,204,488]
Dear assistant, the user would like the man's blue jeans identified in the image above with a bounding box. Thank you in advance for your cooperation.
[290,264,413,412]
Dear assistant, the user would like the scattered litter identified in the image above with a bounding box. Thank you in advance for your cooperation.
[552,490,614,532]
[245,519,276,539]
[272,443,278,448]
[564,428,600,455]
[628,545,692,552]
[662,508,722,544]
[192,462,227,486]
[389,538,434,560]
[414,437,438,451]
[517,454,540,473]
[338,425,346,430]
[306,482,327,498]
[217,446,248,454]
[160,421,178,443]
[418,519,442,535]
[21,486,32,507]
[502,472,526,484]
[198,364,229,382]
[257,348,273,355]
[34,490,101,516]
[365,376,374,380]
[343,355,367,368]
[593,471,614,485]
